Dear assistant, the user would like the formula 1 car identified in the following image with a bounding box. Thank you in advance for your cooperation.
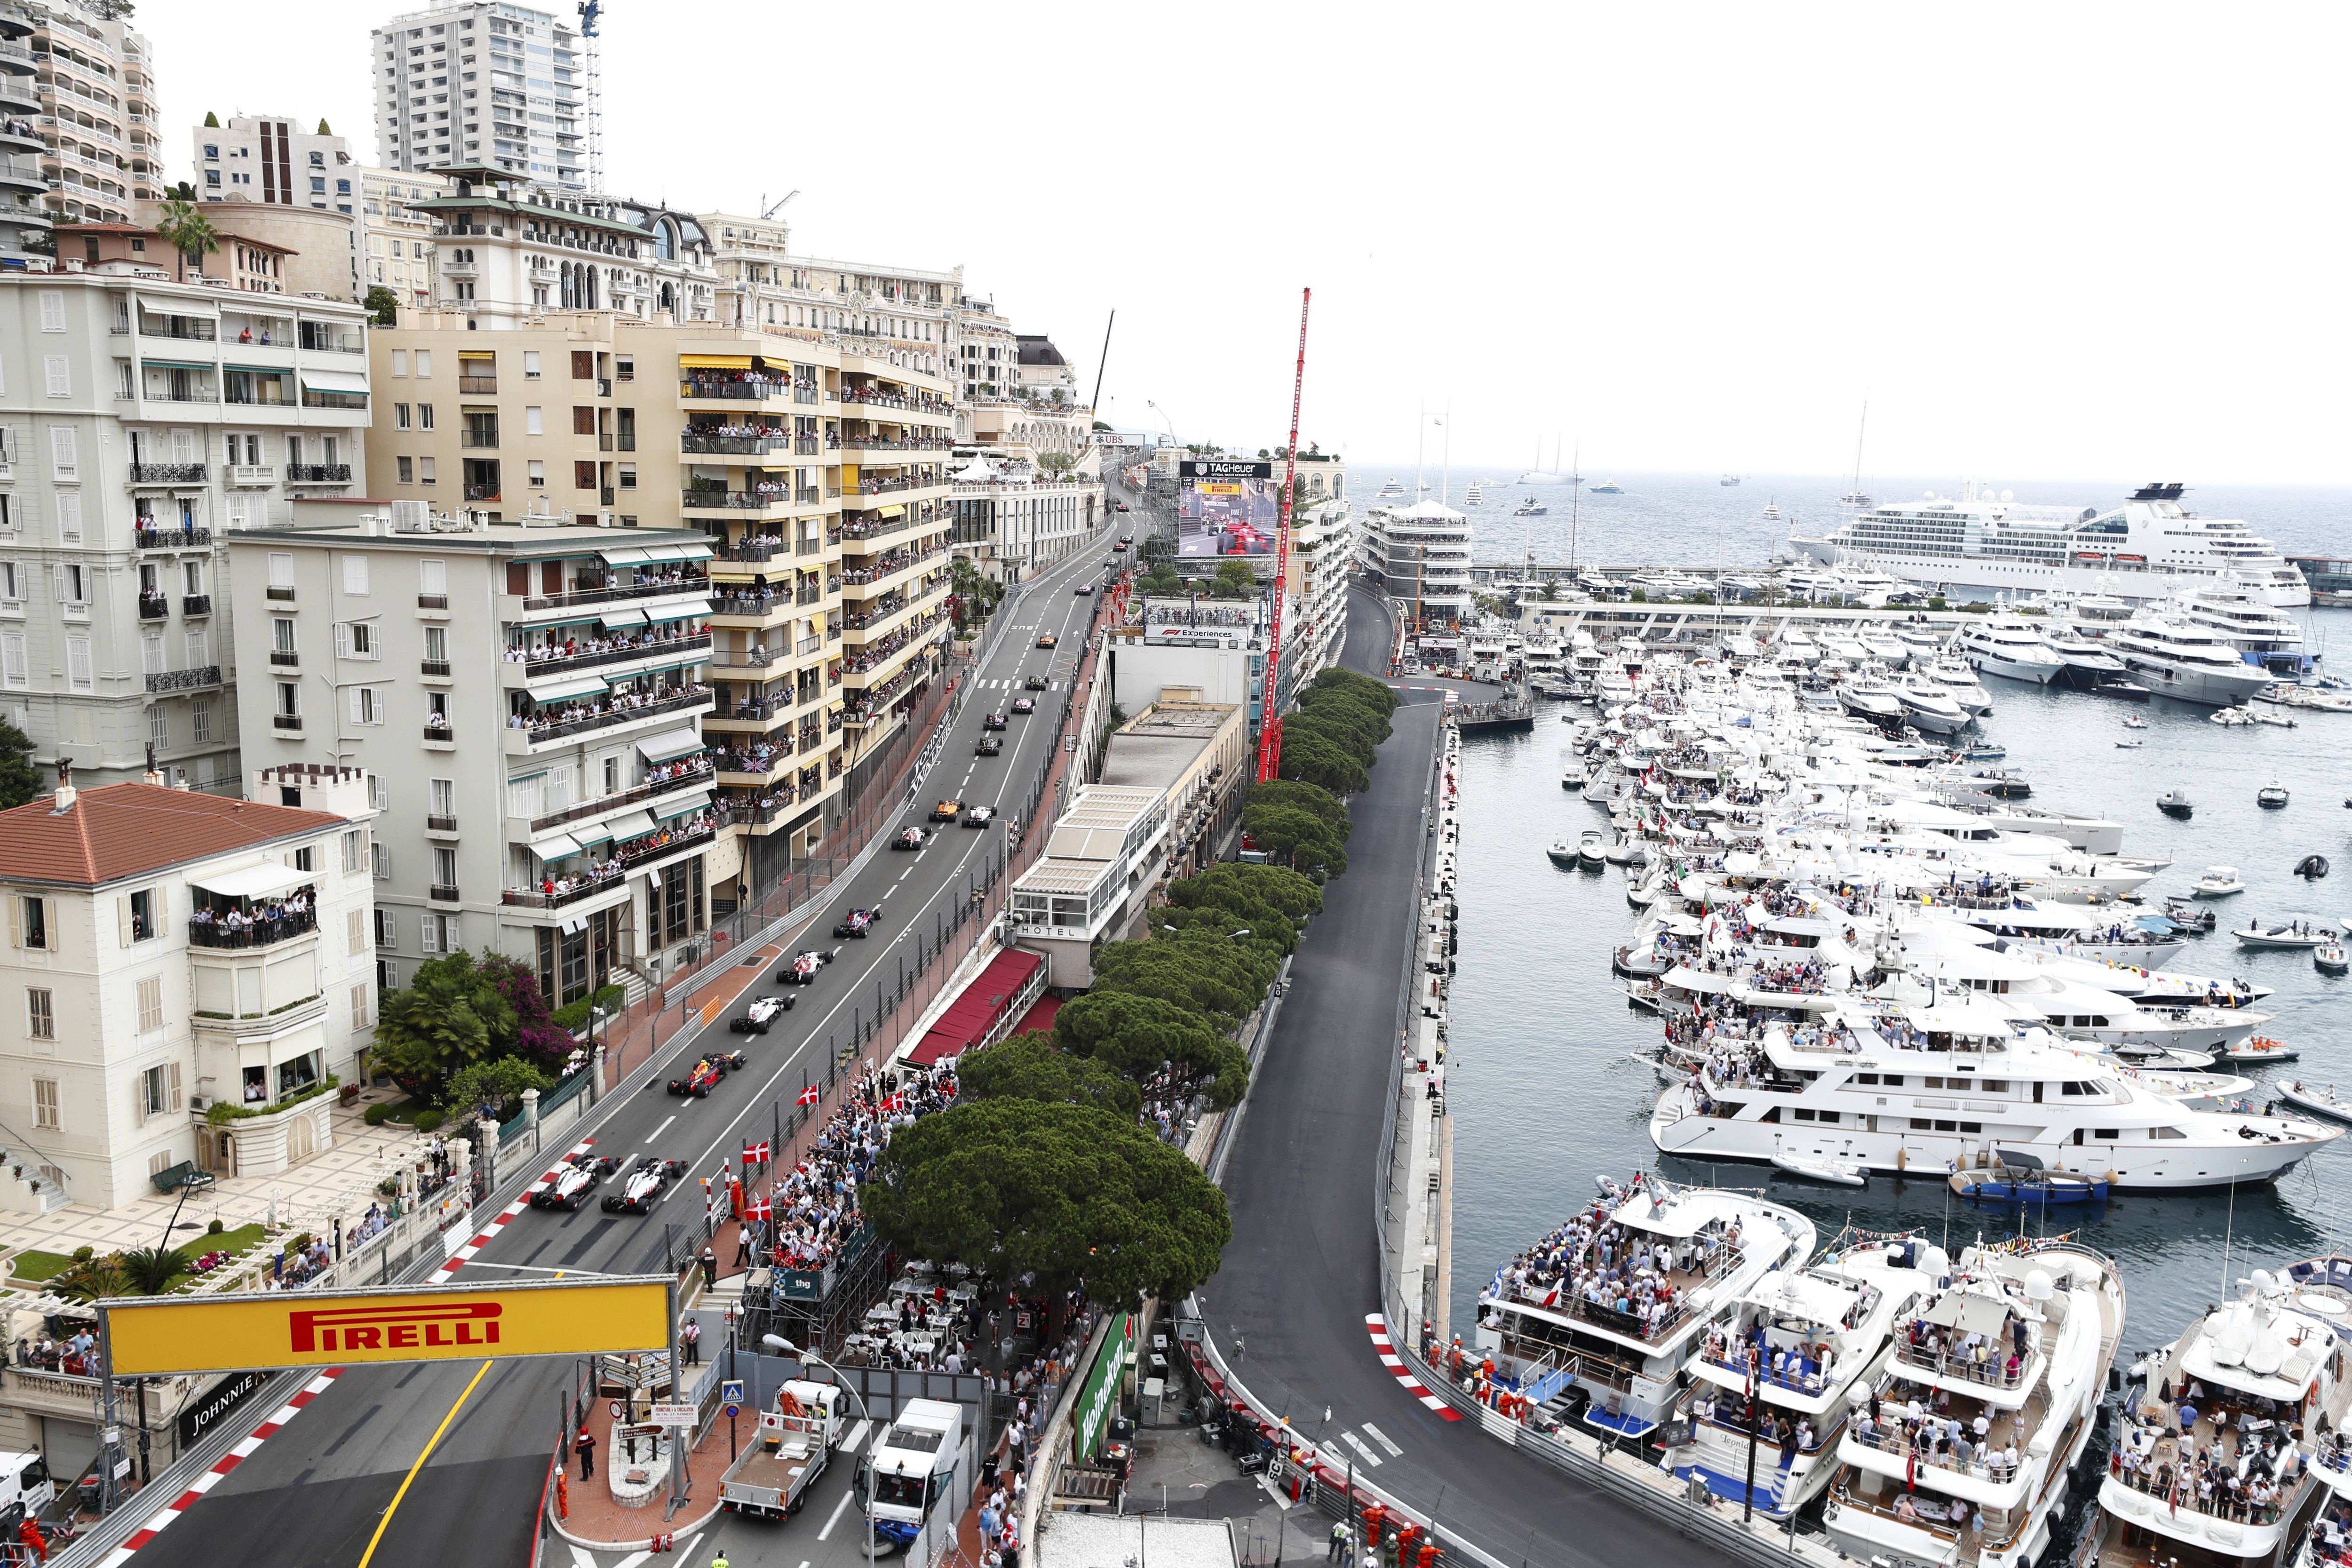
[731,995,789,1033]
[1011,696,1036,714]
[779,948,833,985]
[891,827,925,851]
[833,907,882,939]
[529,1151,614,1210]
[667,1051,747,1097]
[601,1157,689,1213]
[1024,674,1049,691]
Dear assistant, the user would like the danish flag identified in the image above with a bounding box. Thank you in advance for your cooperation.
[798,1085,820,1106]
[746,1197,773,1222]
[742,1140,771,1164]
[882,1091,906,1114]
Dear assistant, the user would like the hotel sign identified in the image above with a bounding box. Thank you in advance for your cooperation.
[102,1278,672,1376]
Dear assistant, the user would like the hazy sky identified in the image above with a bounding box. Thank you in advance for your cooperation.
[153,2,2352,481]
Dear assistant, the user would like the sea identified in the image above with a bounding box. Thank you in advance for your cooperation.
[1342,467,2352,1361]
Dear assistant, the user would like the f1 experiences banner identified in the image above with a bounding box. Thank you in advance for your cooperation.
[1177,461,1278,557]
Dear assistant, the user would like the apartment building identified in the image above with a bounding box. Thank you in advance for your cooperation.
[0,255,371,790]
[1359,498,1473,629]
[225,500,721,1003]
[360,310,954,893]
[358,164,449,309]
[405,164,715,326]
[193,114,354,212]
[949,450,1099,582]
[23,0,160,230]
[0,7,49,267]
[1290,497,1357,674]
[0,764,378,1213]
[371,0,588,196]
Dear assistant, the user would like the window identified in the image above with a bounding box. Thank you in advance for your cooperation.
[371,842,390,880]
[337,621,380,659]
[415,350,432,378]
[54,492,80,546]
[374,908,397,948]
[347,907,367,957]
[136,976,164,1033]
[397,455,414,484]
[395,402,411,430]
[351,983,372,1029]
[418,403,435,430]
[342,556,371,595]
[192,697,211,742]
[369,773,389,812]
[574,461,596,490]
[525,405,543,435]
[140,630,164,677]
[572,350,593,379]
[420,456,437,484]
[1,633,26,689]
[2094,1129,2121,1142]
[390,350,409,377]
[37,292,64,332]
[433,844,457,884]
[524,350,541,378]
[48,428,75,478]
[342,828,365,874]
[617,463,636,490]
[148,705,168,749]
[16,896,45,952]
[268,551,295,590]
[65,637,91,692]
[528,459,546,488]
[350,686,386,725]
[429,777,455,817]
[31,1074,56,1126]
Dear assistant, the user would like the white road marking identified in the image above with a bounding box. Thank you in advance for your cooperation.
[843,1417,874,1453]
[614,1554,652,1568]
[818,1485,856,1541]
[1340,1430,1384,1466]
[644,1114,675,1144]
[569,1548,597,1568]
[1362,1422,1403,1456]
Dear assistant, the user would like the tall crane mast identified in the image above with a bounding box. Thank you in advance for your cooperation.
[1254,288,1311,784]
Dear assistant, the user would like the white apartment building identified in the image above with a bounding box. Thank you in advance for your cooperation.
[407,164,715,326]
[948,451,1099,582]
[24,0,160,230]
[0,6,49,267]
[372,0,588,195]
[192,114,354,213]
[358,165,449,309]
[1291,496,1356,674]
[225,501,724,1005]
[0,764,379,1212]
[0,258,371,790]
[1359,499,1473,629]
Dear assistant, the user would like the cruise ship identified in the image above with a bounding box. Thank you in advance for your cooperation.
[1791,483,2310,608]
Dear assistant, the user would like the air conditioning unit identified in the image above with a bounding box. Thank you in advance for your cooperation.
[188,1096,208,1111]
[389,499,431,533]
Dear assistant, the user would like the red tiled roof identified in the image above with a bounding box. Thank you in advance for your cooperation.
[0,784,347,887]
[906,948,1045,1067]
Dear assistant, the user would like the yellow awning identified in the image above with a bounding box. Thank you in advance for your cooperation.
[678,354,754,370]
[877,505,905,519]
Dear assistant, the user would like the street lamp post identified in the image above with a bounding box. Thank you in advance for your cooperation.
[765,1334,878,1567]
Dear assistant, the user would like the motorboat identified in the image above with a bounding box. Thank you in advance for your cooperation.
[1661,1244,1935,1519]
[1546,838,1581,869]
[1721,475,1741,486]
[2318,944,2349,977]
[2210,706,2257,727]
[2258,783,2290,809]
[2157,790,2193,820]
[2114,738,2143,749]
[1928,657,1995,716]
[1464,479,1486,507]
[1771,1150,1865,1186]
[1947,1154,2110,1206]
[1893,675,1972,735]
[1779,629,1822,666]
[2191,866,2246,898]
[2280,1080,2352,1121]
[2122,714,2148,729]
[2296,854,2329,880]
[2092,679,2152,702]
[1577,828,1608,870]
[1560,760,1590,789]
[1957,615,2068,685]
[1971,768,2033,800]
[1822,1241,2123,1568]
[2220,1034,2300,1065]
[1513,500,1549,517]
[2161,896,2216,932]
[1589,479,1625,494]
[1835,674,1908,730]
[2233,918,2332,951]
[1603,835,1646,868]
[1476,1177,1816,1441]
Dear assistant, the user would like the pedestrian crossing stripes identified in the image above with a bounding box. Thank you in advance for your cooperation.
[1339,1429,1383,1466]
[429,1137,597,1284]
[1363,1313,1462,1420]
[100,1368,344,1566]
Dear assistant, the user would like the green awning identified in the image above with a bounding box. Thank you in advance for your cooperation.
[654,789,712,821]
[141,358,217,372]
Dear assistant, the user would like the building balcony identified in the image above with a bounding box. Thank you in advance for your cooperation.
[527,757,713,835]
[508,687,713,752]
[146,665,220,693]
[182,593,211,616]
[226,463,276,487]
[272,713,303,733]
[681,430,792,457]
[501,869,629,911]
[516,573,710,615]
[188,904,317,950]
[840,550,946,598]
[426,813,459,835]
[286,463,352,484]
[707,594,795,627]
[680,489,805,514]
[679,376,792,405]
[838,511,946,551]
[128,462,206,485]
[509,631,709,682]
[137,591,167,620]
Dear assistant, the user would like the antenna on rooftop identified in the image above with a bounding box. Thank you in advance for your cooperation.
[577,0,604,192]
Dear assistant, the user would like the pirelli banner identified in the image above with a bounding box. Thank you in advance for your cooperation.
[101,1277,673,1377]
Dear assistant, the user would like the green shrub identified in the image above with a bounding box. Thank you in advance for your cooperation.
[550,984,626,1034]
[206,1218,224,1235]
[70,1245,94,1263]
[414,1109,446,1133]
[364,1103,391,1127]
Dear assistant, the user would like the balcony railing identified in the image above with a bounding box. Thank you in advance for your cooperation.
[465,485,501,502]
[517,686,710,743]
[137,320,216,342]
[273,713,303,732]
[429,883,461,903]
[501,871,628,909]
[681,376,789,402]
[458,375,498,394]
[269,649,299,667]
[518,573,710,613]
[681,431,791,456]
[421,659,451,677]
[136,592,167,620]
[460,430,500,450]
[527,758,713,834]
[426,814,458,833]
[265,583,294,601]
[286,463,351,483]
[514,631,709,678]
[424,722,454,742]
[418,593,450,610]
[181,594,210,616]
[681,490,786,510]
[128,462,206,484]
[188,905,316,950]
[145,665,219,693]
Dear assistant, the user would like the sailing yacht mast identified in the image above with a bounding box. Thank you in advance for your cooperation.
[1568,440,1582,574]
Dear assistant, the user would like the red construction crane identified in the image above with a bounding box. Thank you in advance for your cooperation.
[1254,287,1311,784]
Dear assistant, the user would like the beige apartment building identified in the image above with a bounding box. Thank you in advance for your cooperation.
[363,310,954,891]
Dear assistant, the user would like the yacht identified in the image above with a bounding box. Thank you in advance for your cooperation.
[1464,479,1486,507]
[1837,673,1908,730]
[1798,481,2311,607]
[1474,1177,1817,1439]
[1663,1242,1937,1519]
[1376,477,1406,499]
[1513,499,1549,517]
[2039,622,2130,690]
[1859,629,1910,666]
[1764,499,1782,521]
[1957,616,2067,685]
[1648,993,2342,1188]
[2107,609,2273,707]
[1894,674,1973,735]
[2171,580,2311,673]
[1780,629,1822,667]
[2087,1261,2352,1568]
[1590,479,1626,494]
[1895,626,1945,664]
[1929,657,1996,716]
[1822,1240,2124,1568]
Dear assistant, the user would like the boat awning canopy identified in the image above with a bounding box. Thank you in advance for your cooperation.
[1920,1292,2011,1339]
[298,368,372,396]
[189,862,313,900]
[637,728,704,764]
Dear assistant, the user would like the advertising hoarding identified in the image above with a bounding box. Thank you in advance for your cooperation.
[1177,461,1279,557]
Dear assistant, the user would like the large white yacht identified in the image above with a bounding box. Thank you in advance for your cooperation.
[1648,993,2342,1188]
[1475,1177,1816,1440]
[1821,1239,2124,1568]
[2107,608,2272,707]
[2087,1258,2352,1568]
[1795,482,2309,607]
[2171,580,2311,674]
[1957,616,2067,685]
[1664,1238,1938,1519]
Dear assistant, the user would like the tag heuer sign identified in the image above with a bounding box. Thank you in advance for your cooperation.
[1179,461,1272,481]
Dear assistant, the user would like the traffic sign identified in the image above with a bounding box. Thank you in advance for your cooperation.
[648,1402,696,1427]
[722,1380,745,1404]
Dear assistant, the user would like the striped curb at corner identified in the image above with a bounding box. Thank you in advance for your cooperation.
[1365,1313,1462,1420]
[429,1138,596,1283]
[99,1368,343,1565]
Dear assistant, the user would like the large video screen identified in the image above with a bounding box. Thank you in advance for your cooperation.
[1176,460,1279,557]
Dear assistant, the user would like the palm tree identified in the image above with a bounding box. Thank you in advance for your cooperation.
[115,1244,186,1295]
[153,198,220,283]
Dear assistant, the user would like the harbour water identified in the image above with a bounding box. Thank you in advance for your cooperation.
[1436,613,2352,1361]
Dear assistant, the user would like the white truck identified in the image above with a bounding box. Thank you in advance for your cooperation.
[718,1380,842,1520]
[0,1451,54,1537]
[856,1398,964,1555]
